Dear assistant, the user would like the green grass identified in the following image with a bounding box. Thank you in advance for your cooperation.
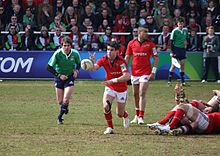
[0,80,220,156]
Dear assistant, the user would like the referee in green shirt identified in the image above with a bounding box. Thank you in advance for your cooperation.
[47,36,81,124]
[168,17,188,86]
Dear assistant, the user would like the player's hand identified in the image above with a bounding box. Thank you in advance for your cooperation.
[88,51,96,64]
[203,107,212,114]
[73,70,79,78]
[149,73,154,80]
[101,80,113,86]
[60,75,68,81]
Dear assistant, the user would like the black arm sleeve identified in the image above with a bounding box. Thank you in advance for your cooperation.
[76,63,81,71]
[47,65,59,77]
[170,40,174,52]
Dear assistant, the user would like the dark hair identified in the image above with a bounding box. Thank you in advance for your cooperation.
[107,41,120,50]
[177,17,184,23]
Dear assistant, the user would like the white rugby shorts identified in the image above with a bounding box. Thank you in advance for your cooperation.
[194,111,209,133]
[104,87,128,103]
[131,75,150,84]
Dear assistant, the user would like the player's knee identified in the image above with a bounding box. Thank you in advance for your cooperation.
[63,99,69,104]
[116,112,123,118]
[104,100,111,113]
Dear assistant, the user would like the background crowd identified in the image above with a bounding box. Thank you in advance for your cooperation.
[0,0,220,52]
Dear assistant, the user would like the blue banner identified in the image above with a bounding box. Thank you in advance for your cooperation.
[0,51,106,80]
[0,50,214,80]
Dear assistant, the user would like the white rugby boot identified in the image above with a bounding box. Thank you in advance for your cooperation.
[147,122,162,130]
[130,115,138,124]
[104,127,114,134]
[138,117,144,125]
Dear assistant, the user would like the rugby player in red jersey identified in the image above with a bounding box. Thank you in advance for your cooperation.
[148,90,220,135]
[125,25,159,124]
[89,41,131,134]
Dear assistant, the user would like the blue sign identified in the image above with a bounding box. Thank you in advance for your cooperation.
[0,51,106,80]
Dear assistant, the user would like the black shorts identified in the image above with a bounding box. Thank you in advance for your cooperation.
[54,74,75,89]
[172,46,186,60]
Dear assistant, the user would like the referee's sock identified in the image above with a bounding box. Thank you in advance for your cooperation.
[58,104,66,120]
[180,72,185,83]
[168,72,173,82]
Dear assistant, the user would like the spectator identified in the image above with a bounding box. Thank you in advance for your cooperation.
[49,15,66,32]
[155,25,171,51]
[201,15,213,31]
[153,1,167,18]
[198,0,208,16]
[51,27,65,50]
[172,9,185,28]
[155,6,172,30]
[97,8,113,28]
[35,26,55,50]
[4,24,22,51]
[186,9,200,25]
[79,17,92,32]
[80,5,97,30]
[138,8,148,26]
[21,25,36,50]
[201,26,220,83]
[23,0,37,16]
[113,15,126,44]
[97,0,112,17]
[54,0,65,18]
[187,30,200,51]
[126,17,139,32]
[160,17,173,31]
[37,4,53,29]
[5,15,23,32]
[80,25,100,51]
[23,7,37,30]
[122,0,139,23]
[187,17,201,32]
[66,17,78,32]
[10,4,24,24]
[68,0,84,22]
[63,6,78,25]
[5,0,21,23]
[141,0,153,15]
[125,27,138,47]
[0,5,6,31]
[99,26,114,51]
[206,0,217,18]
[68,25,81,51]
[111,0,125,23]
[98,19,109,32]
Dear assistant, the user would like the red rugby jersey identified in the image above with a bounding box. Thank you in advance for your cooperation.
[97,55,129,92]
[206,112,220,134]
[126,39,158,76]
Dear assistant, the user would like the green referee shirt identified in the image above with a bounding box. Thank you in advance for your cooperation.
[170,27,188,48]
[48,48,81,76]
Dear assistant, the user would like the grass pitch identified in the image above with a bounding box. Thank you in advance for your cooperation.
[0,80,220,156]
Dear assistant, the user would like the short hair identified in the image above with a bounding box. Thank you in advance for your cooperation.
[62,36,73,45]
[107,41,120,50]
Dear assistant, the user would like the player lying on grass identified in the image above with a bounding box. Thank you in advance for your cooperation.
[89,41,131,134]
[147,90,220,135]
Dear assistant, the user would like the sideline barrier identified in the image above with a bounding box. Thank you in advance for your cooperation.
[0,50,216,80]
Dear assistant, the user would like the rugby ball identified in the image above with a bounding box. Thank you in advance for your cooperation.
[81,59,93,71]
